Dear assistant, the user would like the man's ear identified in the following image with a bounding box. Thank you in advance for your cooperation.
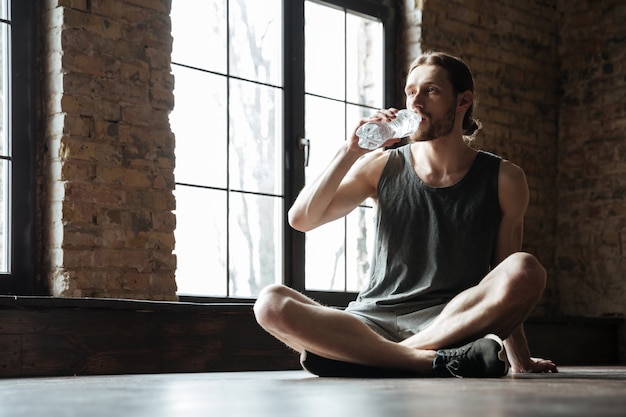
[457,91,473,111]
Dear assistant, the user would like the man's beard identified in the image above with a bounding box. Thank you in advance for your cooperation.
[412,103,456,142]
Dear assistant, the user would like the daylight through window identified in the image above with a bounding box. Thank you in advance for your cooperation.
[0,1,11,273]
[171,0,391,300]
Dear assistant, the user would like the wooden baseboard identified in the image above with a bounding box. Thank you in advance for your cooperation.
[0,296,300,378]
[0,296,621,377]
[524,316,623,366]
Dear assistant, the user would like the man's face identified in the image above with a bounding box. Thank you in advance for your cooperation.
[404,64,457,142]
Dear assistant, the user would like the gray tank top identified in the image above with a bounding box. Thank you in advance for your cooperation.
[353,145,502,312]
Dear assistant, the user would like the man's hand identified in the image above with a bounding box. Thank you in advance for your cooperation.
[350,108,403,152]
[510,357,558,374]
[504,326,558,374]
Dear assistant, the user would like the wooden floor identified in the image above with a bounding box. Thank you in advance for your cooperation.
[0,367,624,417]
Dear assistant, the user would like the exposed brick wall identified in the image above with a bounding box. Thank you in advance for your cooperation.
[400,0,560,315]
[556,0,626,329]
[41,0,177,300]
[401,0,626,359]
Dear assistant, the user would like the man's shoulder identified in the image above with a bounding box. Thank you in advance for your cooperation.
[476,149,503,164]
[475,150,525,180]
[344,147,395,197]
[496,158,529,212]
[354,145,397,173]
[497,158,526,182]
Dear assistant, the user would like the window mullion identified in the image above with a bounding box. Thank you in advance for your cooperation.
[282,0,306,291]
[225,0,231,297]
[3,0,36,293]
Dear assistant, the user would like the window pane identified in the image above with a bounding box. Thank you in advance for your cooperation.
[0,22,7,154]
[174,186,227,296]
[346,13,383,108]
[172,1,285,299]
[171,66,227,188]
[305,219,345,291]
[305,1,345,100]
[171,0,226,73]
[304,95,346,291]
[0,159,7,273]
[229,193,282,297]
[0,12,8,273]
[303,1,385,292]
[229,79,282,195]
[229,0,282,85]
[304,95,345,183]
[346,205,375,292]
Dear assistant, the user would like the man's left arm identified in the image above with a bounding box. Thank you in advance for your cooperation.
[495,160,557,373]
[505,323,558,373]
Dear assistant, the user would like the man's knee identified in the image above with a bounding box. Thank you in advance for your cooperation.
[502,252,547,300]
[253,284,293,330]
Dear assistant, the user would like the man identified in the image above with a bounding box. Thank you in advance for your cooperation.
[254,51,558,377]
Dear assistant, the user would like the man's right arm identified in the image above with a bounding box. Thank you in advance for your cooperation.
[289,108,402,232]
[288,142,380,232]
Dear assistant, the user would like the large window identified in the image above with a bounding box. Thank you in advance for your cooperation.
[171,0,284,298]
[303,2,384,294]
[0,0,36,294]
[171,0,397,304]
[0,2,9,274]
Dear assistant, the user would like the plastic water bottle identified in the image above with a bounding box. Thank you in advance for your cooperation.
[356,109,422,150]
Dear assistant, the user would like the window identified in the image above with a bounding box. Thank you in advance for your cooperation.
[171,0,397,305]
[0,2,9,273]
[170,0,284,298]
[303,2,384,295]
[0,0,36,294]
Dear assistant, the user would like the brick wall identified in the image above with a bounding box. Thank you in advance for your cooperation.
[400,0,560,315]
[556,0,626,327]
[402,0,626,359]
[41,0,177,300]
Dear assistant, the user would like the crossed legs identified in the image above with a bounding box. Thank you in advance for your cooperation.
[253,282,436,373]
[254,252,546,376]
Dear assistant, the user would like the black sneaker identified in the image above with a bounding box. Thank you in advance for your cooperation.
[432,334,509,378]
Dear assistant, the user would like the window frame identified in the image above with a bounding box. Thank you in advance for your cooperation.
[177,0,399,306]
[283,0,398,307]
[0,0,36,294]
